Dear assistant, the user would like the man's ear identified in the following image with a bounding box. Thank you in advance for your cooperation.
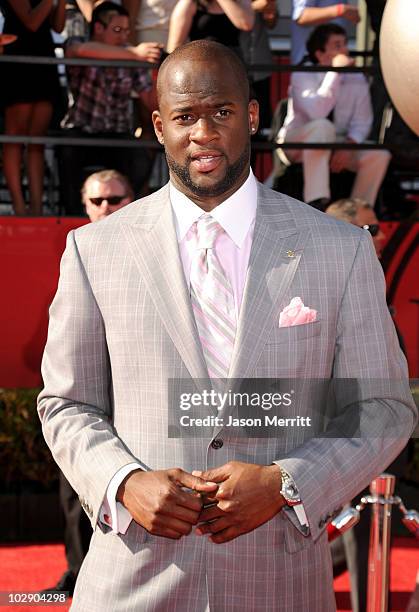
[93,21,104,38]
[314,49,322,64]
[152,110,164,145]
[248,99,259,135]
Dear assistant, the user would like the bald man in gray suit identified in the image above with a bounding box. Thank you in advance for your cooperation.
[38,41,416,611]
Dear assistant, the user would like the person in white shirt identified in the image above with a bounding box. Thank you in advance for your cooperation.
[278,23,391,209]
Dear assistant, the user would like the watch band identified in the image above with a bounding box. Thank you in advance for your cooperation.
[279,466,300,504]
[278,466,309,526]
[294,503,309,527]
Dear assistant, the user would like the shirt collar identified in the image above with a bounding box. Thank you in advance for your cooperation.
[169,170,257,248]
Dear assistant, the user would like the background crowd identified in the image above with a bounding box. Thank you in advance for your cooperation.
[0,0,418,218]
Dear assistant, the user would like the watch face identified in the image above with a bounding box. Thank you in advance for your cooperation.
[284,482,300,501]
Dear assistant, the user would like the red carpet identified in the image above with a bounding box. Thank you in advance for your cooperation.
[334,537,418,611]
[0,537,417,611]
[0,543,69,611]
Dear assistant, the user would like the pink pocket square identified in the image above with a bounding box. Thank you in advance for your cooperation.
[279,297,317,328]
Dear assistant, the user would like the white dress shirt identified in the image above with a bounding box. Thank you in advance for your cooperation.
[280,65,373,144]
[100,170,307,533]
[171,168,256,319]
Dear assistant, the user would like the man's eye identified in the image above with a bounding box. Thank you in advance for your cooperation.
[176,114,193,122]
[216,109,231,118]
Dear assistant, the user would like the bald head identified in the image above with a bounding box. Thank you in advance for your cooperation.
[152,40,259,209]
[157,41,250,108]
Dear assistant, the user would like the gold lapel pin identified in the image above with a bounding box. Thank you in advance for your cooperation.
[286,250,296,258]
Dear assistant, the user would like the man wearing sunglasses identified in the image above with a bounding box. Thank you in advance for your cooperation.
[326,197,386,258]
[82,169,134,223]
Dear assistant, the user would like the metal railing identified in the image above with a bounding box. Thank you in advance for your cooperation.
[0,52,403,213]
[0,53,377,73]
[0,53,389,155]
[328,473,419,612]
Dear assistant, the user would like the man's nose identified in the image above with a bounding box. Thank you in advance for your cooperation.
[189,118,218,143]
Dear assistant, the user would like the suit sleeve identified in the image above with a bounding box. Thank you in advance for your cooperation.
[276,231,417,541]
[38,230,140,529]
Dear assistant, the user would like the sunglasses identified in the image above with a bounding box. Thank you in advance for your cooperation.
[88,195,127,206]
[361,224,380,237]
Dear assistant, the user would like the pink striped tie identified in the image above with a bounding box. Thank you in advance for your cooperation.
[190,214,237,379]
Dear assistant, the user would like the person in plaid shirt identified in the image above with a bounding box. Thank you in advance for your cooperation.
[59,1,162,214]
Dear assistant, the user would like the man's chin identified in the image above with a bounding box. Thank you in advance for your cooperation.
[166,146,250,199]
[188,169,228,192]
[186,175,233,198]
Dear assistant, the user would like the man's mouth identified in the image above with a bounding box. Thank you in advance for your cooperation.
[190,152,224,173]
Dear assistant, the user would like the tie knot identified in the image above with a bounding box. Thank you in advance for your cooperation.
[195,214,223,249]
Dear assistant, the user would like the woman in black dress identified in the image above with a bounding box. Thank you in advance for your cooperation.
[0,0,65,215]
[166,0,254,55]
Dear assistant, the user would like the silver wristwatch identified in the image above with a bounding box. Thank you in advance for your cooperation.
[279,466,301,507]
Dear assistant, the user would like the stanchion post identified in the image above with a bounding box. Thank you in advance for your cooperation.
[366,474,396,612]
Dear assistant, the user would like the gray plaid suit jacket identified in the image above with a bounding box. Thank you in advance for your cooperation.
[38,183,416,611]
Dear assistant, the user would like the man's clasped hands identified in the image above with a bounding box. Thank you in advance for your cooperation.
[117,461,285,543]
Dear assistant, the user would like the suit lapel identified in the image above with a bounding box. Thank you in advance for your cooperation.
[122,186,209,384]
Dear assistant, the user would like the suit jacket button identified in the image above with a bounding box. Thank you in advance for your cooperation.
[211,439,223,449]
